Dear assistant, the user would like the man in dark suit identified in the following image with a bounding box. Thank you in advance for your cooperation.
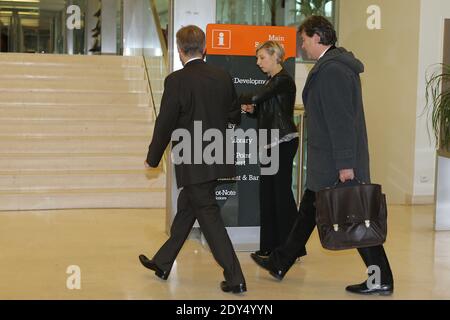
[139,25,246,294]
[251,16,394,295]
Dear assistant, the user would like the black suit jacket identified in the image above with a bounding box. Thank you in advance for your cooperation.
[146,59,241,188]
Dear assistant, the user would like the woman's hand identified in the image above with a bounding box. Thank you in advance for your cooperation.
[241,104,255,113]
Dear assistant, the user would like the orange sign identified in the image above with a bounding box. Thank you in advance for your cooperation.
[206,24,297,58]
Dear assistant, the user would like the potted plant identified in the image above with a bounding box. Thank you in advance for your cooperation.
[426,63,450,154]
[425,63,450,230]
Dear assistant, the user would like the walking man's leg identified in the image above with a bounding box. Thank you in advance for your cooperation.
[345,245,394,295]
[252,190,317,279]
[139,188,196,279]
[186,181,246,293]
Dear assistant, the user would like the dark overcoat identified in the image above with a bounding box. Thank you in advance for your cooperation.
[302,47,371,191]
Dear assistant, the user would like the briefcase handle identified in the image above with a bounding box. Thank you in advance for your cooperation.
[330,177,365,189]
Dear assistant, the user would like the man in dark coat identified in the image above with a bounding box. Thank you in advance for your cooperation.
[251,16,394,295]
[138,25,246,294]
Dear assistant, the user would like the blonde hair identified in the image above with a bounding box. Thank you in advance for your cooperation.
[256,41,285,64]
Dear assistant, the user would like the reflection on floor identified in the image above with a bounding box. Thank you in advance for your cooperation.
[0,205,448,300]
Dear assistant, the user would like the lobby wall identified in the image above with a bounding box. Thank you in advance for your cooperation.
[338,0,421,204]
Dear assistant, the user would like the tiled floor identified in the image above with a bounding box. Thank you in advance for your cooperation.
[0,205,448,299]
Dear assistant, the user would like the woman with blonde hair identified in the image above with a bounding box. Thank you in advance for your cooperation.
[240,40,306,260]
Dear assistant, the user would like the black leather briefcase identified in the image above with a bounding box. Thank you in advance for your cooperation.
[315,181,388,250]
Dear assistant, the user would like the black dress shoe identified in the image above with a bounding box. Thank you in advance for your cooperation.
[220,281,247,294]
[250,253,286,280]
[346,281,394,296]
[254,250,271,257]
[138,254,170,280]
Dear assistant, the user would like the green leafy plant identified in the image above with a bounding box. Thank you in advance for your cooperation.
[295,0,333,18]
[425,63,450,152]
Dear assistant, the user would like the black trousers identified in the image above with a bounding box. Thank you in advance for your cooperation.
[271,189,394,284]
[152,180,245,286]
[259,138,306,256]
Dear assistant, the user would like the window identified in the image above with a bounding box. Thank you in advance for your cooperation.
[216,0,336,27]
[216,0,337,61]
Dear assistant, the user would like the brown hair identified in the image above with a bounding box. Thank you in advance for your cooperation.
[256,41,285,64]
[176,25,206,57]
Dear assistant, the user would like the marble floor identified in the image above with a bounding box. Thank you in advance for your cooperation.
[0,204,448,300]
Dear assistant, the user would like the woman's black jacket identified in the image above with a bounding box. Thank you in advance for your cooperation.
[239,68,297,138]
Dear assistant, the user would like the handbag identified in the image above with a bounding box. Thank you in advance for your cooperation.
[315,179,388,250]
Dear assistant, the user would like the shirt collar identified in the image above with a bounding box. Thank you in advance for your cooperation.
[185,57,203,65]
[318,46,332,60]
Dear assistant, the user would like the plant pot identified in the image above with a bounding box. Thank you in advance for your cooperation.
[435,152,450,230]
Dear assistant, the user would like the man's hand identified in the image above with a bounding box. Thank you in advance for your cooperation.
[144,160,151,169]
[241,104,255,113]
[339,168,354,182]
